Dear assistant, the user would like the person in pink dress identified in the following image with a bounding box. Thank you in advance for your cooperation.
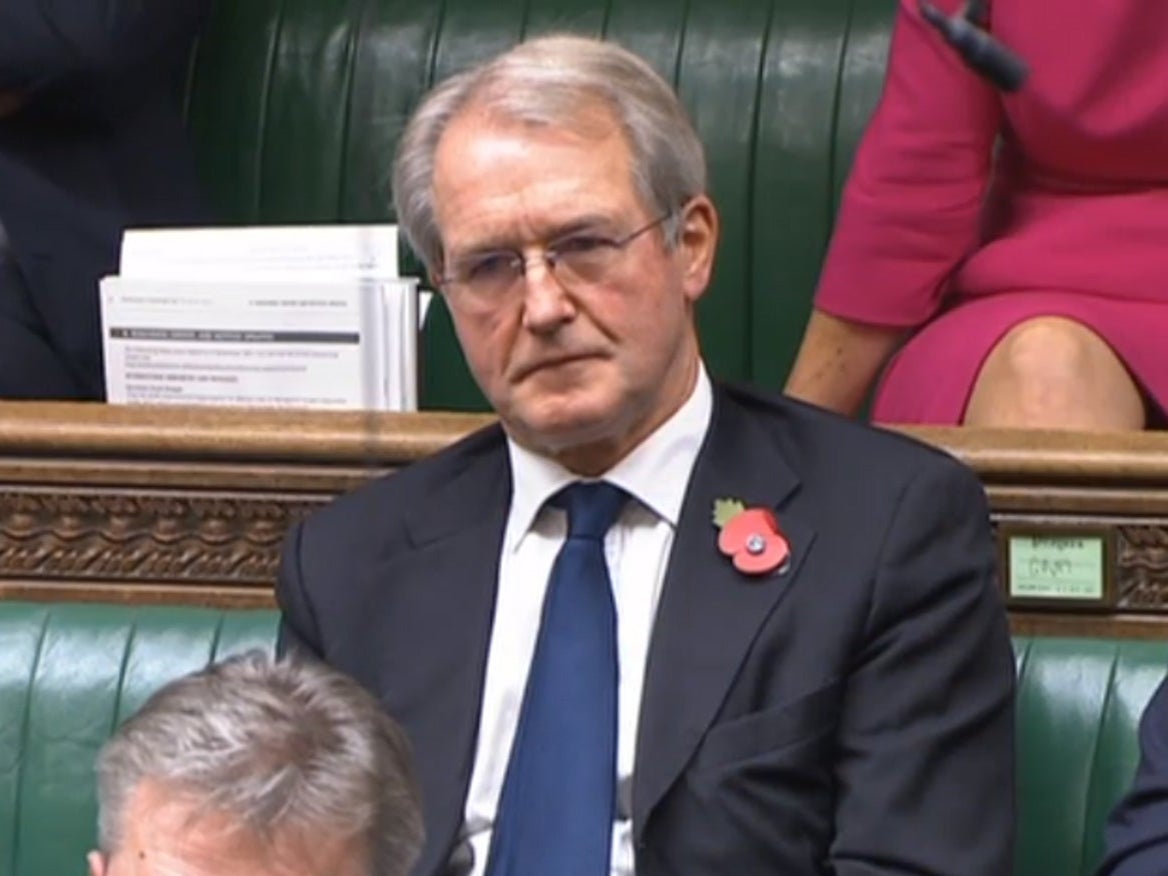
[784,0,1168,429]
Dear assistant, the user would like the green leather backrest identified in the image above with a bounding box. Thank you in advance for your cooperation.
[4,605,1163,876]
[184,0,897,411]
[1012,637,1168,876]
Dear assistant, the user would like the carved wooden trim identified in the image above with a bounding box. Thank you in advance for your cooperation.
[0,403,485,608]
[1115,524,1168,610]
[3,404,1168,634]
[0,487,324,587]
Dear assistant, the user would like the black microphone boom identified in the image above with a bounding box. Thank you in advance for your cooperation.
[918,0,1029,92]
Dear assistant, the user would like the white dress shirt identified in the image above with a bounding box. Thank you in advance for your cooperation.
[460,367,713,876]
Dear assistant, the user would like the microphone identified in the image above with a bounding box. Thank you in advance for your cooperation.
[918,0,1029,92]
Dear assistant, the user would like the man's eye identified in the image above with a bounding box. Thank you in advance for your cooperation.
[463,254,517,282]
[553,235,614,256]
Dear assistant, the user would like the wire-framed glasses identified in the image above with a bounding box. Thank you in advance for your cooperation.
[438,211,674,303]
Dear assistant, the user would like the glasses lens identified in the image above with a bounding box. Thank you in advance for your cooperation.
[456,253,520,300]
[449,215,668,298]
[552,236,619,287]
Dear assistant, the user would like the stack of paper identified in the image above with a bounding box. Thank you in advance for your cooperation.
[99,225,424,411]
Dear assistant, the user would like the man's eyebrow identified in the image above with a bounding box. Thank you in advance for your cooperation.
[448,241,514,262]
[547,215,617,241]
[451,214,618,257]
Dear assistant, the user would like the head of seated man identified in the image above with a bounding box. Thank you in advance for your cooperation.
[88,652,423,876]
[394,33,719,476]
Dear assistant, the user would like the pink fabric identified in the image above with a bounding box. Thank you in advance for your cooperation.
[815,0,1168,424]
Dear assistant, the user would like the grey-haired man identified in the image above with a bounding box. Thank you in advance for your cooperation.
[88,653,423,876]
[279,33,1015,876]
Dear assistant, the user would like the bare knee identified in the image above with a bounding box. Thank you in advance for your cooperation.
[996,318,1097,391]
[965,317,1145,429]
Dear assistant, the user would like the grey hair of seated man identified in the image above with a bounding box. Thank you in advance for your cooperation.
[93,651,423,876]
[392,33,707,273]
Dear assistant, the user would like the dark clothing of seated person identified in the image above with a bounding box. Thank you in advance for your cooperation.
[1100,673,1168,875]
[0,1,211,400]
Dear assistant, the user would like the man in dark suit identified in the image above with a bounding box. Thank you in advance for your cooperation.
[1099,679,1168,874]
[0,1,211,399]
[277,34,1015,876]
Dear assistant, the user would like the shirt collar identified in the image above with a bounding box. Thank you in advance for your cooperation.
[505,364,713,550]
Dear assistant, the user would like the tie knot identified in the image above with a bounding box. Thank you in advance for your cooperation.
[554,482,628,541]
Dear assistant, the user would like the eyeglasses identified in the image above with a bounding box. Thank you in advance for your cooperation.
[438,211,674,303]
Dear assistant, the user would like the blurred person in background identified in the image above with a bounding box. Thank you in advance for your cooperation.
[785,0,1168,431]
[0,2,212,399]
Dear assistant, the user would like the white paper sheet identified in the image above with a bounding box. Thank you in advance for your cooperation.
[102,225,424,411]
[101,276,420,410]
[119,225,400,280]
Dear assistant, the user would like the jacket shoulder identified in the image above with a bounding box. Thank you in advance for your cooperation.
[296,421,506,543]
[719,383,977,486]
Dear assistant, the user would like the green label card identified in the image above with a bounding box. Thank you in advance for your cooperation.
[1008,535,1106,600]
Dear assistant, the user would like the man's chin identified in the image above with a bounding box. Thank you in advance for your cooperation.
[517,416,611,453]
[505,400,624,459]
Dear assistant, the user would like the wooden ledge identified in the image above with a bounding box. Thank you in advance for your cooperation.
[3,403,1168,626]
[3,404,1168,483]
[0,402,493,464]
[899,425,1168,486]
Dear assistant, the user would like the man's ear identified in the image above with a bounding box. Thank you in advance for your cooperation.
[87,850,107,876]
[676,195,719,303]
[427,255,447,295]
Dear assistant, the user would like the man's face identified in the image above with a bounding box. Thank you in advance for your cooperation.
[431,103,718,474]
[88,781,367,876]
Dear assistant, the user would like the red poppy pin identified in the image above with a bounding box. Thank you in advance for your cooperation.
[713,498,790,576]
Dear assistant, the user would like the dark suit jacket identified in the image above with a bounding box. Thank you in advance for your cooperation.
[277,384,1016,875]
[1099,675,1168,875]
[0,0,211,397]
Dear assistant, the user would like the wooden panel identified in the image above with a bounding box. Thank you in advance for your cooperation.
[905,426,1168,635]
[3,405,1168,637]
[0,403,488,607]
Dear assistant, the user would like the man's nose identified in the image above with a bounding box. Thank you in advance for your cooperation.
[520,256,576,332]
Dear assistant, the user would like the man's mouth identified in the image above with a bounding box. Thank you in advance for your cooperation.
[516,352,600,380]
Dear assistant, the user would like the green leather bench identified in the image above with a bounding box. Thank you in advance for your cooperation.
[183,0,897,411]
[1,602,1164,876]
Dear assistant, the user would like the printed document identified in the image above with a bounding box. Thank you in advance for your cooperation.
[101,225,421,411]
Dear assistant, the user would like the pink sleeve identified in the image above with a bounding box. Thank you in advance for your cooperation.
[815,0,1004,327]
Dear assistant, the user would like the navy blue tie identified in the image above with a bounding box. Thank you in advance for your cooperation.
[485,481,628,876]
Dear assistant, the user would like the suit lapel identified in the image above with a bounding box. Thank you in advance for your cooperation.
[632,390,816,835]
[371,429,512,876]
